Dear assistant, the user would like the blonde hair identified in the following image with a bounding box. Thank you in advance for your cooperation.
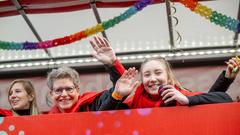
[140,57,183,89]
[8,79,40,115]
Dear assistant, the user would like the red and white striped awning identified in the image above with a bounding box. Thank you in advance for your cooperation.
[0,0,213,17]
[0,0,165,17]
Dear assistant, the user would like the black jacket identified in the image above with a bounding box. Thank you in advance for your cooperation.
[208,71,233,92]
[188,92,232,106]
[78,88,122,112]
[78,63,124,112]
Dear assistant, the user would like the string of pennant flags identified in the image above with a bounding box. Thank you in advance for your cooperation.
[0,0,239,51]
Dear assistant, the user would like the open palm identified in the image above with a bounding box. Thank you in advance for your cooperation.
[114,68,139,97]
[90,36,116,66]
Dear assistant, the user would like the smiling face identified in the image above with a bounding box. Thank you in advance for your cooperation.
[51,78,80,112]
[141,60,169,95]
[8,83,33,110]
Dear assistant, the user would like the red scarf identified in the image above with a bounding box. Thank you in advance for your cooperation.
[49,91,104,114]
[124,83,202,109]
[0,108,13,116]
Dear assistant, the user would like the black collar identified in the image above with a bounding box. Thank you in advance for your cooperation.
[14,109,31,116]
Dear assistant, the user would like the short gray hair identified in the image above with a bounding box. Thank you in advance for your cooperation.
[47,67,80,90]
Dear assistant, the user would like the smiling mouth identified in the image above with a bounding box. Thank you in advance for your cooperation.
[149,84,160,88]
[59,99,72,103]
[11,100,19,105]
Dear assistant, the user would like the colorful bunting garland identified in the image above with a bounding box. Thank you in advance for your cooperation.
[0,0,152,50]
[1,0,240,51]
[179,0,240,33]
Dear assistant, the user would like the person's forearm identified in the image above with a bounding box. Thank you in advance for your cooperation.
[105,59,125,86]
[188,92,233,106]
[208,71,233,93]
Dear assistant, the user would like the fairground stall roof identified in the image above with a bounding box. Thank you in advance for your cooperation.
[0,0,239,74]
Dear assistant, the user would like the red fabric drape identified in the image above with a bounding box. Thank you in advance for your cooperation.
[0,108,13,116]
[0,0,164,17]
[1,103,240,135]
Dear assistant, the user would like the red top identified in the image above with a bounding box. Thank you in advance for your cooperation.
[124,83,202,109]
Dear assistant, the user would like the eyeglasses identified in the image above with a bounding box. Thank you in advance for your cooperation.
[52,86,76,95]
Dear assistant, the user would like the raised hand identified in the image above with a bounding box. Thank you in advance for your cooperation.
[114,67,139,97]
[225,57,240,79]
[90,36,116,66]
[161,85,189,105]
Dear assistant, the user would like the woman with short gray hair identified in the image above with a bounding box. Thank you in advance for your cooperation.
[47,65,137,113]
